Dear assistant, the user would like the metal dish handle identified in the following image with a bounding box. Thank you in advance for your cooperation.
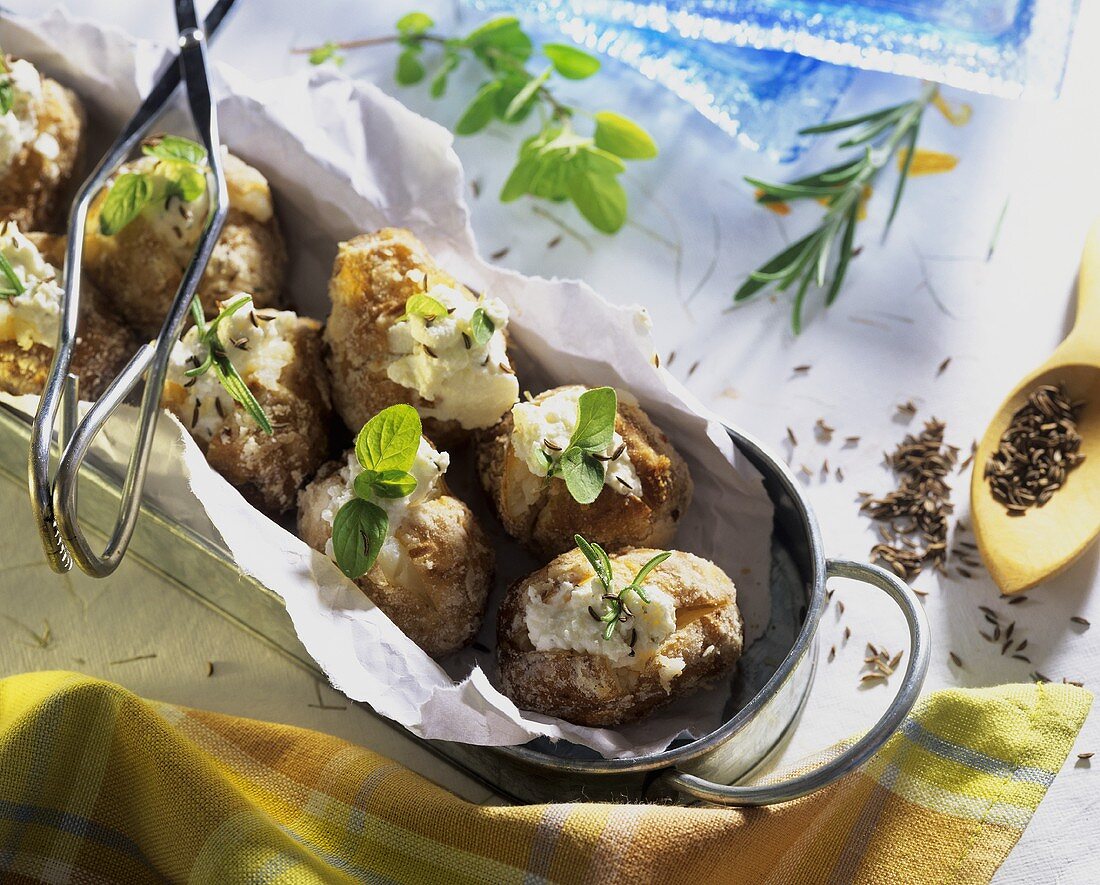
[661,559,930,806]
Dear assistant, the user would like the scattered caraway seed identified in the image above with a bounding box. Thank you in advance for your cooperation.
[1064,678,1085,687]
[837,600,846,615]
[1012,654,1032,663]
[205,661,214,677]
[844,626,851,641]
[547,235,562,249]
[1079,752,1094,760]
[985,383,1086,515]
[1007,595,1028,605]
[688,360,700,377]
[787,427,798,446]
[937,357,952,376]
[836,467,845,481]
[109,653,157,665]
[862,419,957,581]
[1071,616,1091,627]
[793,364,811,375]
[470,178,481,198]
[949,652,963,667]
[1032,671,1051,683]
[490,247,510,260]
[828,645,836,661]
[844,435,861,447]
[897,400,918,416]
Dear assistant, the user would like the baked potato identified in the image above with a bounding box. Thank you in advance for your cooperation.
[324,227,519,449]
[498,545,743,727]
[84,143,286,337]
[0,58,85,232]
[297,432,494,658]
[162,298,331,515]
[0,225,134,399]
[477,385,693,558]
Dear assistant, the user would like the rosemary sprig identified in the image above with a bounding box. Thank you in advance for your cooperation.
[736,83,939,333]
[0,251,25,299]
[296,14,657,234]
[576,533,670,645]
[185,295,273,434]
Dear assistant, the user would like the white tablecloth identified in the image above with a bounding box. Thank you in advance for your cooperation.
[2,1,1097,880]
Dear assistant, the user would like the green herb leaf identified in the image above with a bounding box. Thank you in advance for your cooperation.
[0,251,24,298]
[142,135,207,165]
[568,169,627,234]
[543,42,600,79]
[99,173,155,236]
[430,52,459,98]
[396,48,426,85]
[568,386,617,453]
[455,80,502,135]
[798,102,908,135]
[593,111,658,160]
[500,156,539,202]
[396,12,434,35]
[331,498,388,579]
[400,292,448,322]
[210,351,273,435]
[560,448,605,504]
[355,404,422,474]
[0,78,13,116]
[469,307,495,346]
[574,534,613,592]
[308,41,344,66]
[365,469,419,499]
[170,164,207,202]
[464,16,532,66]
[503,67,551,122]
[627,551,671,602]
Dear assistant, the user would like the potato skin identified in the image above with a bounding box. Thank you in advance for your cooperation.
[83,154,286,337]
[324,227,483,449]
[297,457,494,658]
[498,548,743,727]
[0,233,135,400]
[476,386,693,559]
[162,316,331,515]
[0,76,85,232]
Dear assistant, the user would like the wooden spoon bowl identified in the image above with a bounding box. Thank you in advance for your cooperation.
[971,224,1100,595]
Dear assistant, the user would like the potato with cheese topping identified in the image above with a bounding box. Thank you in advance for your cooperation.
[498,544,743,727]
[297,415,494,658]
[0,56,85,232]
[476,385,693,558]
[162,297,331,515]
[324,228,519,449]
[0,225,133,398]
[84,138,286,337]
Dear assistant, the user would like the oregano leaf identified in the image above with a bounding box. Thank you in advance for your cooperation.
[543,43,600,80]
[455,80,502,135]
[469,307,495,346]
[568,386,617,453]
[560,448,605,505]
[593,111,658,160]
[331,498,388,579]
[99,173,155,236]
[355,404,422,473]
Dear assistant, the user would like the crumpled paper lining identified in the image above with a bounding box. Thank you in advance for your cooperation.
[2,8,775,758]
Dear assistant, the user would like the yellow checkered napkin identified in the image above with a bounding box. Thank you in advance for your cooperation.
[0,672,1089,884]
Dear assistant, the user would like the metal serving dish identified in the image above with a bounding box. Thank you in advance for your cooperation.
[0,401,929,805]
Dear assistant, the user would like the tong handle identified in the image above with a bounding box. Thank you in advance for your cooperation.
[31,0,235,576]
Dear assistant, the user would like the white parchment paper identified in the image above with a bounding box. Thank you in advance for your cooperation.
[1,9,774,757]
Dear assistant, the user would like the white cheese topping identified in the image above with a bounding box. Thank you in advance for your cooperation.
[0,222,62,350]
[0,60,43,172]
[510,387,640,503]
[166,299,296,441]
[318,438,450,584]
[524,575,681,681]
[110,147,272,249]
[386,282,519,430]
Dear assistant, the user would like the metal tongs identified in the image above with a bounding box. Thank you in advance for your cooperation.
[29,0,237,577]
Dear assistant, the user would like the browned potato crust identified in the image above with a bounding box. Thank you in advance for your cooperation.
[476,386,693,558]
[84,154,286,337]
[323,228,477,449]
[297,457,494,658]
[0,76,85,232]
[0,233,134,400]
[162,317,331,515]
[498,547,743,727]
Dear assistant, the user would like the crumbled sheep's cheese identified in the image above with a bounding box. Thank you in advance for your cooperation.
[0,222,62,350]
[318,438,450,584]
[166,299,296,441]
[524,574,682,686]
[386,281,518,430]
[510,387,640,504]
[0,60,43,172]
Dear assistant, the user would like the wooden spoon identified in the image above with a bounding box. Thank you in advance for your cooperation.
[971,223,1100,595]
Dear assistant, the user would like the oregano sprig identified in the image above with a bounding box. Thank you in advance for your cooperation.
[99,135,209,236]
[297,14,658,234]
[736,83,939,334]
[575,533,670,645]
[396,291,497,348]
[331,405,423,579]
[0,53,14,116]
[184,294,273,435]
[537,386,618,505]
